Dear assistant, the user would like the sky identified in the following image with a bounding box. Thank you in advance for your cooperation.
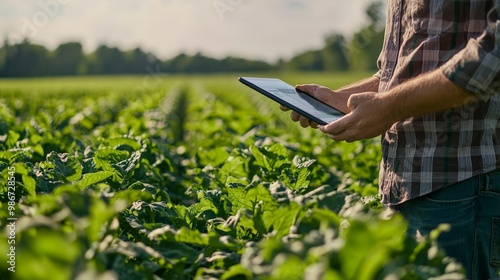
[0,0,376,62]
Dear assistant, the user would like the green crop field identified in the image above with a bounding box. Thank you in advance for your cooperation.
[0,73,465,280]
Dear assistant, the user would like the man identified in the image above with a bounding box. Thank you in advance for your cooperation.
[282,1,500,279]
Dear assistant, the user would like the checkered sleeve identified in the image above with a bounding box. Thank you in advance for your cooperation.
[441,4,500,101]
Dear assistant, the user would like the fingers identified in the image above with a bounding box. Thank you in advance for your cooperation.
[295,84,320,96]
[319,123,345,139]
[323,131,357,143]
[290,111,318,129]
[298,116,319,129]
[279,83,329,130]
[280,105,318,127]
[299,115,310,128]
[320,119,346,136]
[319,115,356,141]
[279,105,290,111]
[325,132,357,143]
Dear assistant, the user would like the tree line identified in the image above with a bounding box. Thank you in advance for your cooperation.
[0,2,384,77]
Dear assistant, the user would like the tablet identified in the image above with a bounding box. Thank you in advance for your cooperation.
[239,77,344,125]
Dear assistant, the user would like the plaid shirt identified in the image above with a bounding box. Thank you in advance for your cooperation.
[377,0,500,205]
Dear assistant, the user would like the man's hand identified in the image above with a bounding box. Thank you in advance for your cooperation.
[319,92,398,142]
[279,84,350,129]
[278,85,397,142]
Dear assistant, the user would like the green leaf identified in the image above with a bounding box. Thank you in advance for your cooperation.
[175,227,210,246]
[30,132,43,145]
[103,137,142,151]
[12,230,81,280]
[250,144,289,172]
[221,155,249,179]
[294,168,311,191]
[296,208,341,234]
[267,202,302,237]
[268,143,288,157]
[94,148,130,171]
[5,130,20,148]
[228,185,278,215]
[88,198,116,243]
[76,171,115,189]
[249,145,272,171]
[221,264,252,280]
[22,174,36,196]
[271,255,307,279]
[198,146,230,167]
[245,185,278,212]
[46,152,83,182]
[32,144,44,156]
[158,242,200,264]
[340,215,407,280]
[227,186,251,214]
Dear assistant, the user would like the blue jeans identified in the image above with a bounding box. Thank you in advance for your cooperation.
[393,169,500,280]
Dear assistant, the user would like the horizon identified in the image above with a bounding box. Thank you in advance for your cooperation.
[0,0,377,63]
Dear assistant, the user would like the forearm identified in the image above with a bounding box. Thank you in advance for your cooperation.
[383,70,477,122]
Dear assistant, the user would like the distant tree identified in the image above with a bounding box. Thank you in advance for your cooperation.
[124,48,158,73]
[366,1,385,27]
[0,40,8,76]
[347,1,385,71]
[162,52,272,73]
[284,1,385,72]
[86,45,128,74]
[162,53,190,73]
[184,52,221,73]
[323,34,349,71]
[221,56,272,72]
[50,42,84,76]
[284,33,348,72]
[3,40,49,77]
[287,50,324,71]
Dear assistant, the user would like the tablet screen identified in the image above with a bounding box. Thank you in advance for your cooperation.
[239,77,344,125]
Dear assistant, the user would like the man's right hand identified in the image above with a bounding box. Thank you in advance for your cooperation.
[279,84,350,129]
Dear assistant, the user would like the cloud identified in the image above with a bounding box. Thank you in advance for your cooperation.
[0,0,376,62]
